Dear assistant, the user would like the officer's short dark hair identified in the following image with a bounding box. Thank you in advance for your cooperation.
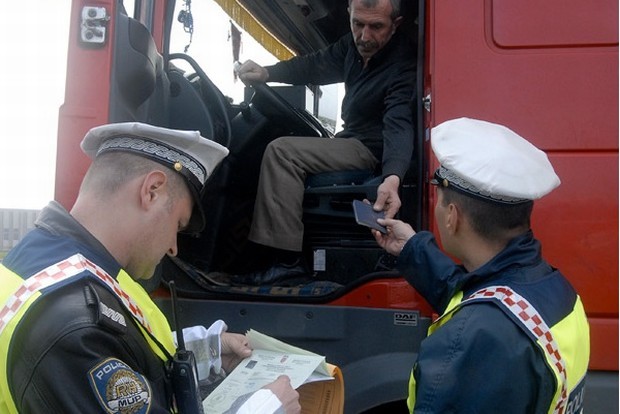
[439,186,533,243]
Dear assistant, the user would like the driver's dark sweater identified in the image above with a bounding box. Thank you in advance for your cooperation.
[265,31,416,181]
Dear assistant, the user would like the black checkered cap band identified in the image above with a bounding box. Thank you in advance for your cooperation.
[434,166,529,204]
[97,136,207,185]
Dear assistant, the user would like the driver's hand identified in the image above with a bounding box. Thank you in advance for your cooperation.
[374,175,401,219]
[236,60,269,84]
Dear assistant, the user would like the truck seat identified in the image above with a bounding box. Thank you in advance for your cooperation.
[303,170,381,218]
[110,13,169,127]
[302,170,384,255]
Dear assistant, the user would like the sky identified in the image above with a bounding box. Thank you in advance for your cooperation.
[0,0,341,211]
[0,1,71,210]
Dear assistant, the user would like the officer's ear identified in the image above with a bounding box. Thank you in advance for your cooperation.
[445,203,460,235]
[140,170,168,209]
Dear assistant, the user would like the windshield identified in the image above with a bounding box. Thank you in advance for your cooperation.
[168,0,342,133]
[170,0,278,104]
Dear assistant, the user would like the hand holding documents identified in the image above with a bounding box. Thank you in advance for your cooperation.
[203,329,344,413]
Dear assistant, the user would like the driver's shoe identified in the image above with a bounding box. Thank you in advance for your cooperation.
[234,259,309,286]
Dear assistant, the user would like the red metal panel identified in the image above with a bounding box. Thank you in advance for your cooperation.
[491,0,618,48]
[428,0,618,151]
[532,153,618,316]
[330,279,434,316]
[55,0,118,209]
[427,0,619,370]
[588,318,619,371]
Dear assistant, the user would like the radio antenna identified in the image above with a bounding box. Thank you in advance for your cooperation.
[169,281,186,351]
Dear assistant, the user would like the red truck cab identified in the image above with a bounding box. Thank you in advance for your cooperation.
[57,0,618,411]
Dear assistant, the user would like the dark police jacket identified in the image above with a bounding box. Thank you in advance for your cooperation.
[0,202,176,413]
[399,231,590,414]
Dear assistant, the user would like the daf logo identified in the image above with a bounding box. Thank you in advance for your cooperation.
[394,312,418,326]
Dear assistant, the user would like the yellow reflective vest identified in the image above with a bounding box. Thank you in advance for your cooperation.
[407,285,589,414]
[0,255,176,413]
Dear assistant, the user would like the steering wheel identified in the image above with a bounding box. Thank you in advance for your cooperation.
[168,53,232,147]
[248,82,332,138]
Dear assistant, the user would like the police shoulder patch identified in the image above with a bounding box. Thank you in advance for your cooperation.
[88,358,152,414]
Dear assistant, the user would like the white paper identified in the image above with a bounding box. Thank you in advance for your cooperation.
[202,330,333,412]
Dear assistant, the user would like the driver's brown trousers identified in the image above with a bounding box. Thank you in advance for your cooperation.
[248,135,378,252]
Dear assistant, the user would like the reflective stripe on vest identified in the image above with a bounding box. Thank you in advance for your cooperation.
[463,286,567,414]
[0,254,151,336]
[408,285,586,414]
[0,254,176,414]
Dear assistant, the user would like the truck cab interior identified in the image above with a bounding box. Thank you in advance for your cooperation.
[108,0,424,301]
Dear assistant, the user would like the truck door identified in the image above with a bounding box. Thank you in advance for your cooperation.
[426,0,618,410]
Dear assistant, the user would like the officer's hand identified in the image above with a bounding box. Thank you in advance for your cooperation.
[374,175,401,219]
[263,376,301,414]
[236,59,269,84]
[220,332,252,373]
[372,218,415,256]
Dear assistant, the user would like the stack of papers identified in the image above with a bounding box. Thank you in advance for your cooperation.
[203,329,343,413]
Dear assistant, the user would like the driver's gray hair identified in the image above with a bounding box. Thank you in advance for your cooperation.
[349,0,402,20]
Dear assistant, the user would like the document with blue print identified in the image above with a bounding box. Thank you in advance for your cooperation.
[203,329,343,413]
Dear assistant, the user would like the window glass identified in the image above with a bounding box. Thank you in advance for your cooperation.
[169,0,342,133]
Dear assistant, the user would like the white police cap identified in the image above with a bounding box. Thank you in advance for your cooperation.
[81,122,229,234]
[431,118,560,204]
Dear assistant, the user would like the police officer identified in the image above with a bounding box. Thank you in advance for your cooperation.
[372,118,590,413]
[0,122,300,413]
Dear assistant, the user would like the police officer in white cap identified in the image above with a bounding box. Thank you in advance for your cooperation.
[0,122,300,413]
[372,118,589,413]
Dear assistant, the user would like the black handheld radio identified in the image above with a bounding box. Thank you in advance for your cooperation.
[169,281,204,413]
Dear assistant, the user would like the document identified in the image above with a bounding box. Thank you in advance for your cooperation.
[203,330,344,413]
